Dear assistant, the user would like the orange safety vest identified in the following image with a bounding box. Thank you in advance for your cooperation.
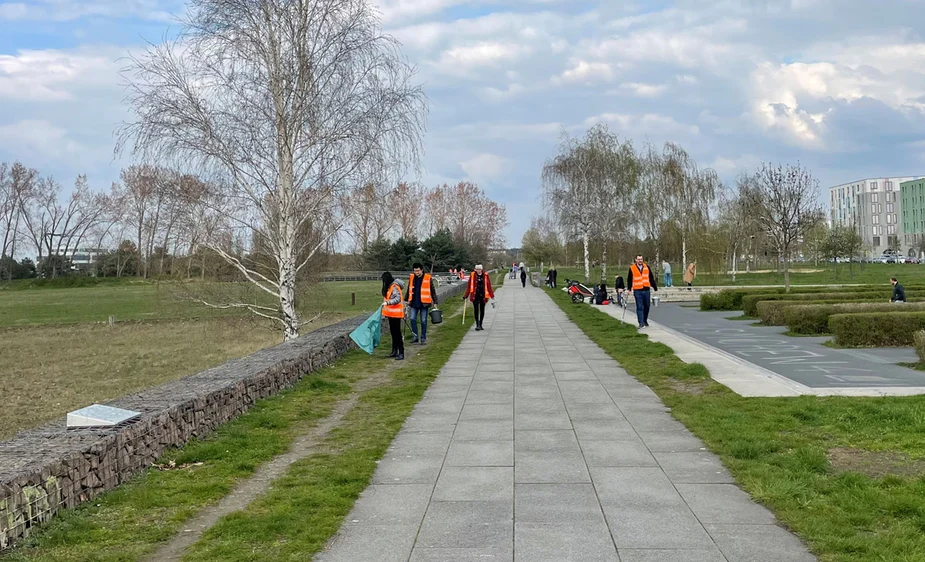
[407,273,433,305]
[382,283,404,318]
[632,263,652,290]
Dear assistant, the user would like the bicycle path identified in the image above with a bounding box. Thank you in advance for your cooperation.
[315,284,815,562]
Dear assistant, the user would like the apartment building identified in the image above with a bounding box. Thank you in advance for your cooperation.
[901,178,925,253]
[829,176,925,258]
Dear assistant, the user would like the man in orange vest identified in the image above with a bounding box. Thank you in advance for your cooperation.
[406,262,437,345]
[627,254,658,329]
[463,264,494,331]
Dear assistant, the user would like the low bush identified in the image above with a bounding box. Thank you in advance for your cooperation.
[915,330,925,362]
[829,311,925,347]
[784,301,925,334]
[699,285,925,312]
[741,291,900,317]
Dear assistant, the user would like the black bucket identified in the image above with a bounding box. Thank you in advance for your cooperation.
[429,308,443,324]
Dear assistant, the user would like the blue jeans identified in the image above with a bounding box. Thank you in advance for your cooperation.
[409,306,428,340]
[664,272,672,287]
[634,289,651,327]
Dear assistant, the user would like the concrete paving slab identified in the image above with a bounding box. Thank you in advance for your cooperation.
[415,501,513,549]
[653,451,735,484]
[514,412,573,430]
[581,440,658,467]
[433,467,513,501]
[514,483,606,523]
[515,450,590,483]
[514,429,581,452]
[515,521,619,561]
[372,457,444,484]
[453,420,513,441]
[342,484,433,526]
[572,419,640,441]
[459,404,513,421]
[676,484,776,525]
[705,523,816,561]
[603,504,716,550]
[316,524,419,562]
[617,548,728,562]
[590,467,687,508]
[445,440,514,467]
[409,547,513,562]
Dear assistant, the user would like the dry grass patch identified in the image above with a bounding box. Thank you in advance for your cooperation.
[827,447,925,479]
[0,315,350,440]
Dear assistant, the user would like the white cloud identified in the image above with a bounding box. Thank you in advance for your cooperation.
[459,153,510,182]
[435,41,532,72]
[0,120,82,160]
[0,47,123,101]
[553,59,616,84]
[584,113,701,138]
[618,82,667,97]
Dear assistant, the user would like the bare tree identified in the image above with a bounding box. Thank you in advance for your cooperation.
[661,142,719,271]
[636,144,671,274]
[740,162,823,291]
[542,124,630,282]
[394,182,423,240]
[118,0,426,340]
[0,163,39,280]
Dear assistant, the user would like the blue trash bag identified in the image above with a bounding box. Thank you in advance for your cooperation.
[349,305,383,355]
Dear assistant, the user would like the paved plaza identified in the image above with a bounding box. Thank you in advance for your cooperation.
[316,285,816,562]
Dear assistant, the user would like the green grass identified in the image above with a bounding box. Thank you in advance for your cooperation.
[2,297,470,562]
[547,286,925,562]
[0,280,381,327]
[555,263,925,287]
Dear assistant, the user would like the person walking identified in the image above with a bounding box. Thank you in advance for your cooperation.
[891,277,906,303]
[663,260,672,287]
[406,262,437,345]
[684,261,697,291]
[614,273,626,307]
[520,265,527,288]
[464,264,494,331]
[551,266,558,288]
[627,254,658,329]
[381,272,406,360]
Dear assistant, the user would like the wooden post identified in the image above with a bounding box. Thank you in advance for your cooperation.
[351,292,356,306]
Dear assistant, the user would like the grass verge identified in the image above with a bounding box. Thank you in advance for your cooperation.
[2,298,468,562]
[547,287,925,562]
[181,297,470,560]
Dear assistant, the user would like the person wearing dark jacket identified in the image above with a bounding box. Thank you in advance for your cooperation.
[614,274,626,306]
[627,254,658,328]
[520,266,527,287]
[381,272,406,360]
[406,263,437,345]
[551,267,558,288]
[463,264,494,331]
[891,277,906,303]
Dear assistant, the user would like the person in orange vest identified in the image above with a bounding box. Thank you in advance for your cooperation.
[406,262,437,345]
[627,254,658,329]
[463,264,494,331]
[381,271,406,360]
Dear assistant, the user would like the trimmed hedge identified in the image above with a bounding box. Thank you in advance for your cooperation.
[755,298,881,327]
[699,285,925,311]
[830,311,925,347]
[741,291,894,317]
[782,301,925,334]
[915,330,925,362]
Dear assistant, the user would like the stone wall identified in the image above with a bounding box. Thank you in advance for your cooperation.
[0,279,468,551]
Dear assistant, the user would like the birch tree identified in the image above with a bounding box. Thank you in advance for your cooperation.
[740,162,823,291]
[118,0,426,340]
[636,144,671,275]
[661,142,719,271]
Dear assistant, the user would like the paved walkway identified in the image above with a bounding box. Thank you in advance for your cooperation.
[316,285,815,562]
[601,301,925,397]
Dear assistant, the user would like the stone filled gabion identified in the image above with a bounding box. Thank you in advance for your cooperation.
[0,281,467,550]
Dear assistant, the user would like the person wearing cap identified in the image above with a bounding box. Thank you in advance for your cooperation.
[406,262,437,344]
[463,264,494,331]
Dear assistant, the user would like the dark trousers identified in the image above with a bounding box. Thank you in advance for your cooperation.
[473,299,486,326]
[634,289,651,326]
[388,317,404,354]
[521,273,526,287]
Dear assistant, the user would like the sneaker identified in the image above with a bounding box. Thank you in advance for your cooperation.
[395,353,405,361]
[410,336,419,343]
[638,324,645,329]
[421,339,427,345]
[644,322,650,327]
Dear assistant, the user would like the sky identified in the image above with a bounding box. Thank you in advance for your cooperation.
[2,0,925,247]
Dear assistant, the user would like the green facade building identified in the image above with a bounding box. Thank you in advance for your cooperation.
[901,178,925,248]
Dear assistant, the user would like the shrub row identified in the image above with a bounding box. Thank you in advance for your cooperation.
[741,291,896,317]
[830,311,925,347]
[915,330,925,362]
[756,298,889,327]
[781,301,925,334]
[699,285,925,312]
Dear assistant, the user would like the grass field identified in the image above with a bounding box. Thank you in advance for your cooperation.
[0,279,382,439]
[554,262,925,287]
[548,287,925,562]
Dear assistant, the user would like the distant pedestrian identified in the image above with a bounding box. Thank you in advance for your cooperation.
[406,262,437,345]
[683,261,697,291]
[464,264,495,331]
[520,266,527,287]
[663,260,672,287]
[891,277,906,303]
[627,254,658,329]
[551,267,558,288]
[614,274,626,306]
[381,271,406,360]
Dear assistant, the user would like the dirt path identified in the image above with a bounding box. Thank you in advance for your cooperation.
[144,340,427,562]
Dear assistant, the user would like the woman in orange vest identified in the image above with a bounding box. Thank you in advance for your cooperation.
[406,262,437,345]
[463,264,494,331]
[627,254,658,329]
[381,271,406,360]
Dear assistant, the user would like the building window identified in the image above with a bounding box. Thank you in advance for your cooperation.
[888,203,894,213]
[886,181,893,191]
[873,215,880,224]
[871,182,878,191]
[872,193,879,203]
[889,225,896,235]
[872,204,877,214]
[873,236,881,246]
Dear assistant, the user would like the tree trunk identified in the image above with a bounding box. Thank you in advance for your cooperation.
[601,246,607,283]
[732,243,737,282]
[582,231,590,283]
[784,248,791,292]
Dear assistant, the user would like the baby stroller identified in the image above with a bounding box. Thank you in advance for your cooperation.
[565,279,595,303]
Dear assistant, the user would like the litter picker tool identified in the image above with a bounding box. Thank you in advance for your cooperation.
[462,298,468,325]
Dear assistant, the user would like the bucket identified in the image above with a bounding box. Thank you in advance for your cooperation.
[429,308,443,324]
